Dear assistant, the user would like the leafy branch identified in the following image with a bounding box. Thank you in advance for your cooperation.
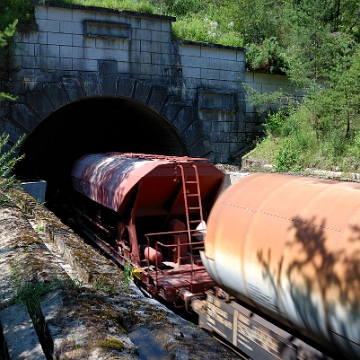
[0,19,18,102]
[0,133,25,206]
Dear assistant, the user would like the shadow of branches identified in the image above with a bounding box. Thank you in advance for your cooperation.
[257,215,360,358]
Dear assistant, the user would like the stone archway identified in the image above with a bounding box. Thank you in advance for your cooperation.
[12,73,212,201]
[16,95,194,201]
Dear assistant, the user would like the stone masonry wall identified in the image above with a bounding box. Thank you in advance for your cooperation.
[177,41,246,162]
[244,72,297,137]
[13,5,174,76]
[3,2,289,164]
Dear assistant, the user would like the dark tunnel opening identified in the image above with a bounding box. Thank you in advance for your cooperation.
[15,97,189,207]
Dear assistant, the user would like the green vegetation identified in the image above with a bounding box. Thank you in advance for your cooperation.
[94,277,115,293]
[36,223,44,232]
[241,0,360,173]
[43,0,245,47]
[0,20,18,102]
[123,260,134,288]
[96,337,124,352]
[46,0,156,13]
[13,280,61,319]
[0,133,25,206]
[249,35,360,172]
[0,0,33,30]
[10,261,82,323]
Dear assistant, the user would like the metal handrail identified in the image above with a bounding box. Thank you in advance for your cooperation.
[144,232,205,290]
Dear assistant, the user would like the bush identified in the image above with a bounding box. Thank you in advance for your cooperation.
[46,0,155,13]
[0,133,25,206]
[247,38,287,74]
[172,17,243,47]
[265,110,284,136]
[274,140,301,172]
[172,18,210,42]
[155,0,204,16]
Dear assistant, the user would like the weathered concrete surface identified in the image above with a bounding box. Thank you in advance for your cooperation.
[19,181,47,204]
[40,288,139,360]
[0,203,68,359]
[0,305,46,360]
[0,189,240,359]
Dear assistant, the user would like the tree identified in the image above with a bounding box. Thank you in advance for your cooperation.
[283,0,359,87]
[1,0,34,101]
[222,0,284,45]
[0,20,18,101]
[308,45,360,140]
[0,0,33,30]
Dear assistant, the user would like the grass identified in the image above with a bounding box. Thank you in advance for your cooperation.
[123,260,134,288]
[3,0,245,48]
[36,223,44,232]
[96,337,123,352]
[94,277,115,293]
[245,106,360,175]
[172,18,244,47]
[44,0,245,47]
[46,0,156,13]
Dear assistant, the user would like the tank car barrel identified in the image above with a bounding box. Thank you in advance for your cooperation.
[202,173,360,359]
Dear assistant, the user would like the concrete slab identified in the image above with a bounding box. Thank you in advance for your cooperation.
[0,305,46,360]
[19,181,47,204]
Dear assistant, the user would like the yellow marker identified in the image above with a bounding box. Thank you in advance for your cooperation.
[132,268,142,280]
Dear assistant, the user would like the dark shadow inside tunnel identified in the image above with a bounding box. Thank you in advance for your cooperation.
[15,96,189,204]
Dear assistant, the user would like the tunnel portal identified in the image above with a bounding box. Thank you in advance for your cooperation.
[16,97,189,203]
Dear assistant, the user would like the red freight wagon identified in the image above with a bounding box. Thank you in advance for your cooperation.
[71,152,225,307]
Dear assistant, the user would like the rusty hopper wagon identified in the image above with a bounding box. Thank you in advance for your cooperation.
[71,152,225,306]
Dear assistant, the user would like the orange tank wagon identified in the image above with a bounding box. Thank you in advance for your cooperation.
[201,173,360,359]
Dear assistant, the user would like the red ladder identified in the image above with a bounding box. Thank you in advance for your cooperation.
[178,164,204,243]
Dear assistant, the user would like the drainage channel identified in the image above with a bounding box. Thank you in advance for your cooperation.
[28,219,82,281]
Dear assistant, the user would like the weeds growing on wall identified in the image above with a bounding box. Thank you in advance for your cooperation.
[43,0,245,47]
[46,0,156,13]
[11,262,84,327]
[247,38,287,74]
[172,17,243,47]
